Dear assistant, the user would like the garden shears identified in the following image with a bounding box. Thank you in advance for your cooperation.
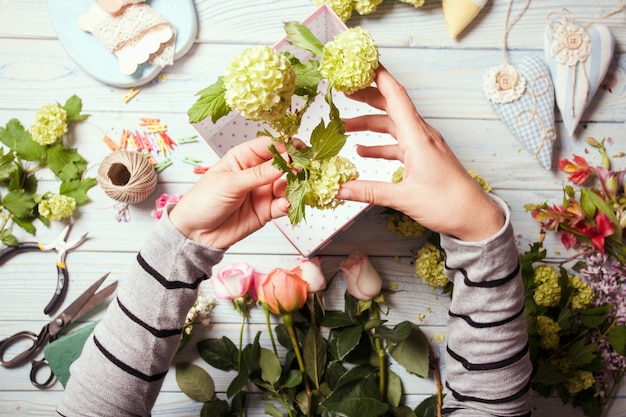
[0,273,117,388]
[0,222,88,314]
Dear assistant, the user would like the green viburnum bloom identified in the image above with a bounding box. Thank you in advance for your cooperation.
[28,104,68,145]
[320,27,379,94]
[305,155,358,210]
[354,0,383,15]
[565,370,595,394]
[388,212,425,237]
[533,265,561,307]
[223,46,296,122]
[391,166,404,184]
[468,169,492,193]
[567,274,593,310]
[38,194,76,221]
[415,242,448,288]
[535,315,560,350]
[398,0,426,7]
[313,0,355,21]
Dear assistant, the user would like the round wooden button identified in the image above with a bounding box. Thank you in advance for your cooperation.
[565,32,583,50]
[496,72,514,90]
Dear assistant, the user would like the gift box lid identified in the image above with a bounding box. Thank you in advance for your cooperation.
[191,5,399,257]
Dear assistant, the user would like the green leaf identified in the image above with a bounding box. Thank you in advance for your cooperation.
[379,321,412,343]
[197,337,239,371]
[581,188,620,226]
[388,323,430,377]
[531,361,565,386]
[310,118,348,161]
[391,405,417,417]
[188,77,231,123]
[334,325,363,360]
[608,324,626,356]
[0,119,46,161]
[201,398,231,417]
[284,21,324,58]
[175,363,215,402]
[0,148,17,181]
[321,310,358,328]
[363,318,386,332]
[279,369,302,389]
[264,402,284,417]
[322,373,388,417]
[47,144,88,181]
[566,338,598,368]
[386,369,403,408]
[60,178,97,205]
[227,367,249,399]
[578,304,613,328]
[270,144,292,174]
[286,178,309,226]
[63,95,89,122]
[325,85,341,121]
[2,189,38,219]
[0,229,18,247]
[413,395,439,417]
[259,348,282,386]
[325,360,347,390]
[304,325,327,389]
[11,215,36,234]
[293,61,322,97]
[287,141,313,170]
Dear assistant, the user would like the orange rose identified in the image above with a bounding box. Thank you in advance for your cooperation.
[262,267,308,314]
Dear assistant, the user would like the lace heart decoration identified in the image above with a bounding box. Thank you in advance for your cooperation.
[544,14,615,136]
[484,54,556,169]
[442,0,488,38]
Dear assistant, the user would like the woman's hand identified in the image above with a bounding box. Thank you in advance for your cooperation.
[169,136,290,249]
[336,66,504,242]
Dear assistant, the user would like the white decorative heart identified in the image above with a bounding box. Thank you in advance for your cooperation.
[544,17,615,136]
[484,54,557,170]
[442,0,488,38]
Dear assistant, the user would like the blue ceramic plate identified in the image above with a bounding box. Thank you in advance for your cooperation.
[47,0,197,87]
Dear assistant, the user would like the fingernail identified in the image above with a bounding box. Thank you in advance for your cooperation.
[335,187,353,200]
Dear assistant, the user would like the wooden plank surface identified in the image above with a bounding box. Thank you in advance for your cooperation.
[1,0,625,415]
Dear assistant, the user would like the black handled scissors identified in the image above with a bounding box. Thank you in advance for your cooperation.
[0,273,117,388]
[0,221,88,314]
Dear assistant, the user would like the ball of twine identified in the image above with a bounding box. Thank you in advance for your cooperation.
[97,150,157,204]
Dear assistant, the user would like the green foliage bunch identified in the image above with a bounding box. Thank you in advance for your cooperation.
[0,96,96,246]
[176,291,441,417]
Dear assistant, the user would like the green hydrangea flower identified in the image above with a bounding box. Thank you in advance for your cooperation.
[565,370,595,394]
[388,212,425,237]
[568,274,593,310]
[223,46,296,122]
[28,104,68,146]
[415,242,448,288]
[320,27,379,94]
[398,0,426,7]
[391,166,404,184]
[354,0,383,15]
[38,194,76,221]
[535,315,560,350]
[313,0,355,21]
[305,156,358,210]
[533,265,561,307]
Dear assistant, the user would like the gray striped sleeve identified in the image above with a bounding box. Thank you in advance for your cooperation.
[57,206,225,417]
[440,195,532,417]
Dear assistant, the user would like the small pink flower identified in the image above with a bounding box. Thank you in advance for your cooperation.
[339,250,383,301]
[297,256,326,293]
[211,262,254,300]
[151,193,183,220]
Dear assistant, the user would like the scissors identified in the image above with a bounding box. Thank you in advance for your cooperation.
[0,273,117,388]
[0,221,88,314]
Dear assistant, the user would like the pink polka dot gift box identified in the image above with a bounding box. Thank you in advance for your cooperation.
[191,5,400,257]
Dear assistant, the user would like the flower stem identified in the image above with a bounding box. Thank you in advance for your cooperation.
[430,354,444,417]
[263,303,278,357]
[282,313,311,417]
[372,304,387,400]
[238,311,245,372]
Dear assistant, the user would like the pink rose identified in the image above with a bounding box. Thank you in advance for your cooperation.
[211,262,254,299]
[297,256,326,293]
[250,270,269,303]
[339,250,383,301]
[262,267,308,314]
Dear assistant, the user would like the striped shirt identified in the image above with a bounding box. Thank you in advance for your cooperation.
[57,196,531,416]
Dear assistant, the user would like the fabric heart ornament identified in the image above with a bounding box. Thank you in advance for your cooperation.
[544,14,615,136]
[442,0,488,38]
[483,54,557,170]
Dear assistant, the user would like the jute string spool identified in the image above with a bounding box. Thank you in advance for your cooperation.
[97,150,157,204]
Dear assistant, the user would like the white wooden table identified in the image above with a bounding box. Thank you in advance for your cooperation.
[0,0,625,415]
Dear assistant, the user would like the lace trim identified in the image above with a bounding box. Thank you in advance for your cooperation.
[483,64,526,104]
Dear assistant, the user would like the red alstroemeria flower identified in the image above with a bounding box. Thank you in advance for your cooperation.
[558,155,594,184]
[560,230,577,248]
[580,213,615,253]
